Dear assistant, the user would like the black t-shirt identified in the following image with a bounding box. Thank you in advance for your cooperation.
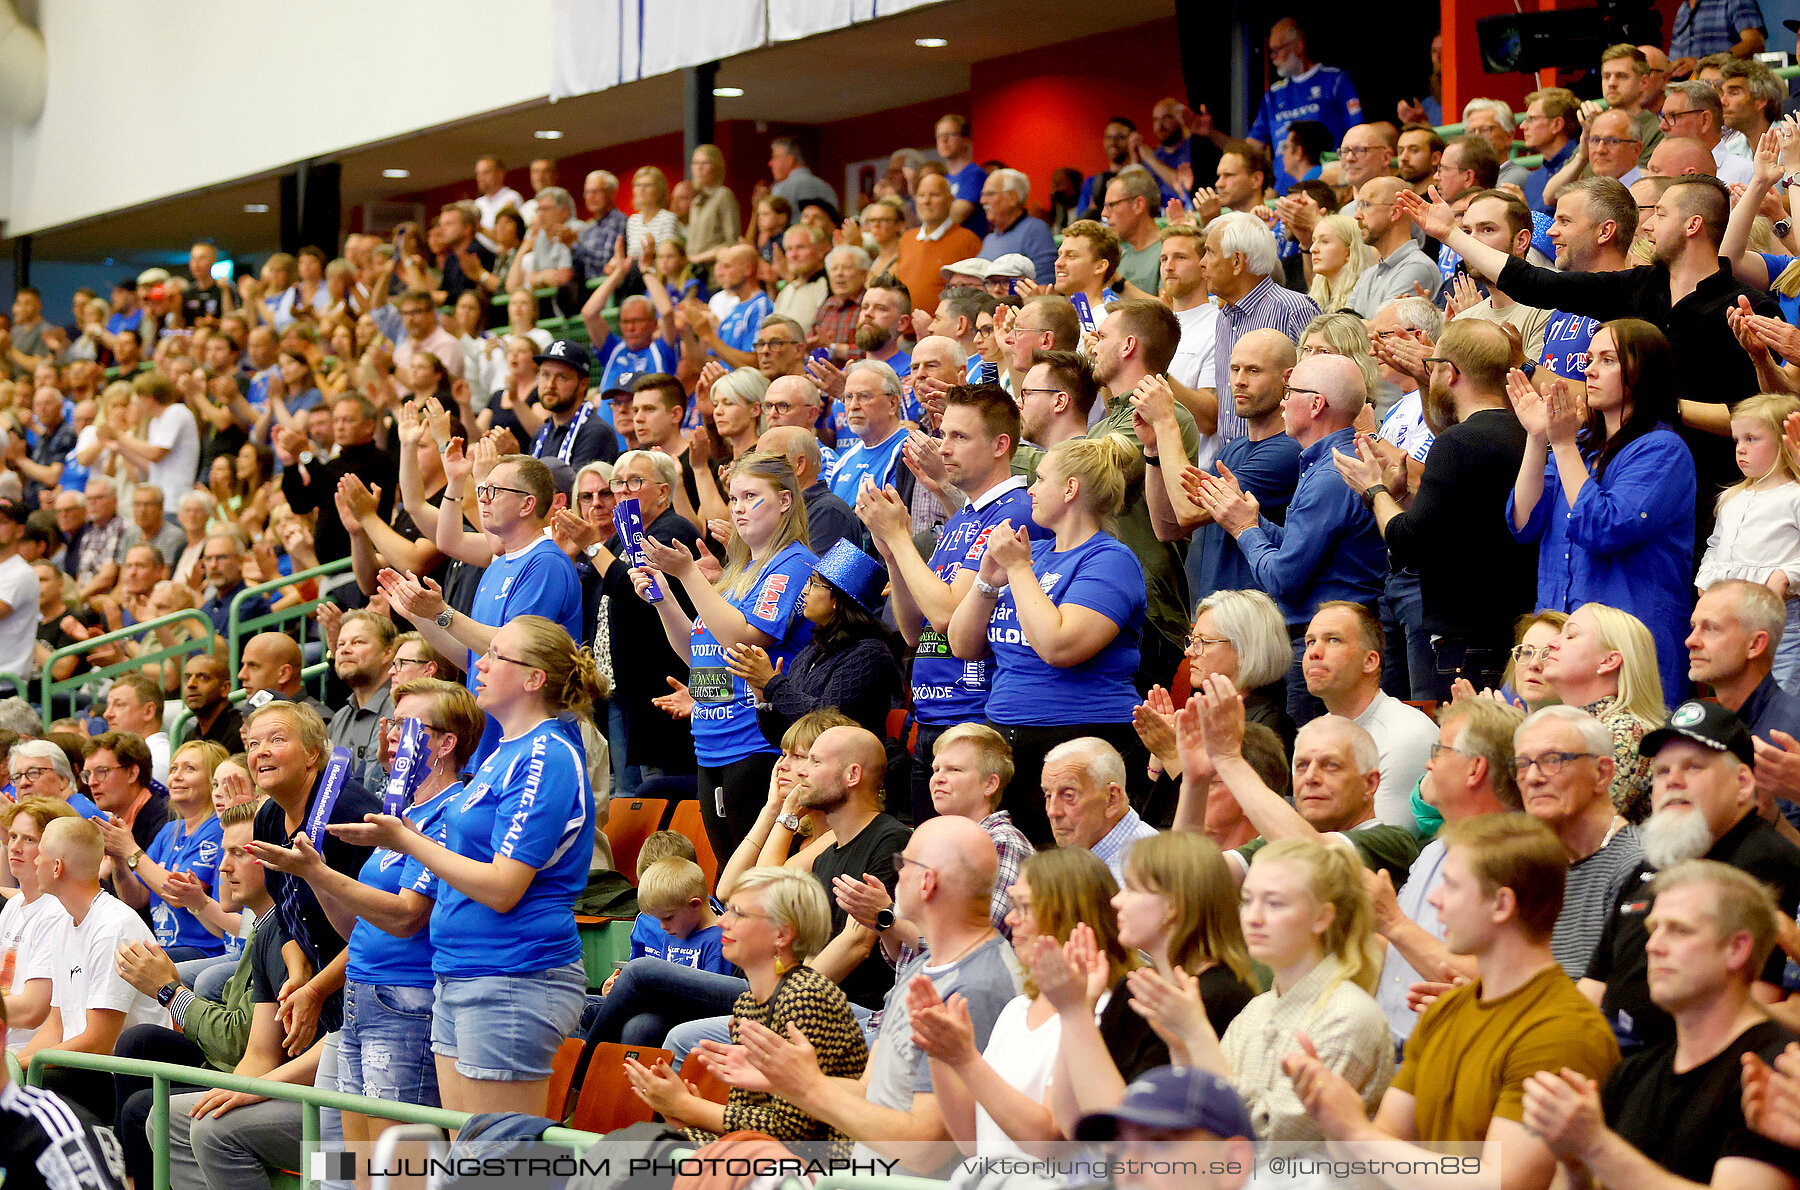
[191,705,245,752]
[1196,963,1258,1034]
[0,1081,127,1190]
[809,812,911,1010]
[599,507,703,766]
[254,775,381,1034]
[130,792,171,854]
[181,282,230,326]
[246,910,295,1004]
[1591,812,1800,1048]
[1099,973,1171,1082]
[1605,1018,1799,1182]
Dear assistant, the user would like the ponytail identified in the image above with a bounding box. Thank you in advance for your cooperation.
[510,615,611,720]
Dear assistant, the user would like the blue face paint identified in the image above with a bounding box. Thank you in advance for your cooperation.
[747,497,766,513]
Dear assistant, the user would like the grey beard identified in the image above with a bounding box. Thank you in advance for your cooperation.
[1639,807,1714,869]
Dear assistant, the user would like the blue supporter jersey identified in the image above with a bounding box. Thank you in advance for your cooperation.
[627,916,733,972]
[347,782,458,988]
[946,162,990,238]
[431,721,592,977]
[715,291,773,360]
[468,535,585,764]
[1540,311,1599,380]
[689,541,817,767]
[826,426,909,504]
[593,334,680,427]
[1249,66,1365,191]
[1758,254,1800,325]
[985,534,1146,727]
[911,479,1047,727]
[144,815,225,956]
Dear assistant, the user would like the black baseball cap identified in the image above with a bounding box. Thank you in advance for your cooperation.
[0,497,29,525]
[534,339,593,376]
[1640,699,1755,765]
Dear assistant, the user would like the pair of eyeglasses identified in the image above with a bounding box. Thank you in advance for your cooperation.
[9,766,52,785]
[720,903,773,922]
[752,339,800,351]
[389,654,432,672]
[1511,751,1598,777]
[1511,643,1551,664]
[1429,742,1478,763]
[1185,635,1231,656]
[1587,136,1640,149]
[483,646,540,670]
[475,483,532,503]
[80,765,119,786]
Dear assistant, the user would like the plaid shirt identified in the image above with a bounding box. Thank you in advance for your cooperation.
[811,290,863,348]
[76,515,125,588]
[1212,277,1320,440]
[1090,809,1159,883]
[573,208,629,281]
[1669,0,1764,60]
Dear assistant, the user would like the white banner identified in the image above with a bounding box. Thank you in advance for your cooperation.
[553,0,765,99]
[769,0,946,43]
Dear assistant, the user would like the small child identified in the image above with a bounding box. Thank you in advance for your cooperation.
[1697,393,1800,692]
[598,850,731,995]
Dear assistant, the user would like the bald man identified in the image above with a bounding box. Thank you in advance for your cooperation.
[1349,177,1443,317]
[708,812,1017,1176]
[1637,45,1671,112]
[757,425,859,557]
[19,816,169,1117]
[689,244,774,369]
[1643,136,1718,178]
[236,631,330,720]
[1194,352,1385,721]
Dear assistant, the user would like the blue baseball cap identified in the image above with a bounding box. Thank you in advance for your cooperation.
[1075,1066,1257,1142]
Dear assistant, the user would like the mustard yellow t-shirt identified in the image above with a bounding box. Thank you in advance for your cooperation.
[1391,963,1619,1143]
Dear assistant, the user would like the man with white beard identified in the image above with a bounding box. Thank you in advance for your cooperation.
[1578,700,1800,1052]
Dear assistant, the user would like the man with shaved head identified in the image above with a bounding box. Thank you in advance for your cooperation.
[1643,136,1718,178]
[1195,352,1385,721]
[1349,177,1443,317]
[1333,319,1535,696]
[705,811,1016,1176]
[759,425,858,556]
[688,243,773,369]
[236,631,329,720]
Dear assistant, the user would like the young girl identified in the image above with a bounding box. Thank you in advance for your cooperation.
[1696,393,1800,692]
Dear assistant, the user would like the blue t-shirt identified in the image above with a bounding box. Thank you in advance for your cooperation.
[144,815,225,955]
[346,782,458,988]
[946,161,990,238]
[468,535,585,764]
[594,334,680,427]
[626,916,732,973]
[431,720,592,977]
[1758,254,1800,325]
[826,426,910,504]
[716,291,774,359]
[1249,66,1365,192]
[1540,311,1599,380]
[689,541,818,767]
[985,533,1146,727]
[911,478,1046,728]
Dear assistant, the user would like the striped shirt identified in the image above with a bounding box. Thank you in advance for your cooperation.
[0,1080,127,1190]
[1212,278,1321,440]
[1090,809,1160,882]
[1555,824,1643,979]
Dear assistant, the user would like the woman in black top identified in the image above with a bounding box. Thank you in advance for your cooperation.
[729,538,903,743]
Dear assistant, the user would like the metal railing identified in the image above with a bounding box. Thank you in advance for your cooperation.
[37,609,218,724]
[25,1050,604,1190]
[227,558,354,703]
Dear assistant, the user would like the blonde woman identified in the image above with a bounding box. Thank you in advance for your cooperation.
[1306,214,1372,313]
[1539,602,1665,822]
[1128,837,1393,1145]
[625,166,684,262]
[97,740,229,961]
[635,452,817,858]
[1299,311,1381,407]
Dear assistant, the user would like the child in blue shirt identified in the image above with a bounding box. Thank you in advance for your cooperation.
[623,856,728,972]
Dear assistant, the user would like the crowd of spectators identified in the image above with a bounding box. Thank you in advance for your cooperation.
[8,11,1800,1190]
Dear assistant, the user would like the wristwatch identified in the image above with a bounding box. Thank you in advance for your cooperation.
[776,812,802,832]
[873,907,895,933]
[1777,218,1794,240]
[1360,483,1389,510]
[297,451,314,466]
[584,542,605,559]
[434,608,455,629]
[155,981,181,1007]
[127,849,145,871]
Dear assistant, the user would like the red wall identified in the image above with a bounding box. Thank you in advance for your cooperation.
[388,16,1185,227]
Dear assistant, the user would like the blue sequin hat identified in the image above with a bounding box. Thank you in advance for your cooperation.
[812,539,887,613]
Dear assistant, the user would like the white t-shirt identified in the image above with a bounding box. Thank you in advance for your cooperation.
[2,894,69,1049]
[1353,690,1439,829]
[709,290,743,322]
[145,403,201,508]
[1170,302,1221,391]
[50,892,170,1040]
[0,553,39,680]
[146,732,171,787]
[974,995,1063,1156]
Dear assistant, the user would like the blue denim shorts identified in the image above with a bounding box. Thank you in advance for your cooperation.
[339,981,441,1107]
[430,961,587,1081]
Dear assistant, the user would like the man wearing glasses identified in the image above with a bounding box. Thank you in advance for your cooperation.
[1656,79,1754,183]
[1349,177,1445,318]
[1518,87,1582,211]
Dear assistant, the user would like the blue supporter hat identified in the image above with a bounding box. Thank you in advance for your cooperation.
[812,539,886,613]
[1074,1066,1257,1142]
[534,339,593,375]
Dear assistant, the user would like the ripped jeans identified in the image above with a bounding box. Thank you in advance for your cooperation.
[338,980,441,1108]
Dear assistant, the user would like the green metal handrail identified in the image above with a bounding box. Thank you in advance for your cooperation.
[38,609,218,723]
[226,558,353,700]
[25,1050,603,1190]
